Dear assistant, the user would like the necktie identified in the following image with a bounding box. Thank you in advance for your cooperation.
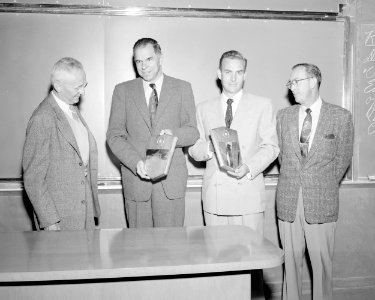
[70,105,80,121]
[225,99,234,128]
[149,83,158,127]
[300,108,312,158]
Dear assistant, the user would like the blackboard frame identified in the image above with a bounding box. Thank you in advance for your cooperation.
[0,3,353,182]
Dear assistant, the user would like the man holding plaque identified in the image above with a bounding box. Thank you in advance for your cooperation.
[189,50,279,233]
[107,38,199,228]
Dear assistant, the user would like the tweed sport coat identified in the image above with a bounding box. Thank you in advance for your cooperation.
[106,75,199,202]
[276,100,354,224]
[189,93,279,215]
[22,93,101,230]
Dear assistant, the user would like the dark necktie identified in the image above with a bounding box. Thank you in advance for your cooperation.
[300,108,312,158]
[225,99,234,128]
[149,83,158,127]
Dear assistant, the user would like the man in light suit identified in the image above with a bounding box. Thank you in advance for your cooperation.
[107,38,199,228]
[189,50,279,233]
[23,57,101,230]
[276,63,354,300]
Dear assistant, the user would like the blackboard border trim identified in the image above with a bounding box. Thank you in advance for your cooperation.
[0,3,343,21]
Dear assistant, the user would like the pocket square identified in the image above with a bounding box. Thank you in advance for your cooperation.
[325,133,335,139]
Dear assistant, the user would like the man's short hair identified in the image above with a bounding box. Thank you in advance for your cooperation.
[133,38,162,56]
[219,50,247,70]
[51,57,83,84]
[292,63,322,88]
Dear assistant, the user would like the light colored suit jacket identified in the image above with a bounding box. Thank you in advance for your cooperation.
[22,93,100,230]
[276,100,354,224]
[106,75,199,202]
[189,93,279,215]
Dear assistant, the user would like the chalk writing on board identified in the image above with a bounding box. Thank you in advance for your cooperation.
[363,29,375,135]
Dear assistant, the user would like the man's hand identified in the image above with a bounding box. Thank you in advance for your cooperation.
[160,129,173,135]
[201,141,215,160]
[136,160,150,180]
[44,223,61,231]
[227,164,250,180]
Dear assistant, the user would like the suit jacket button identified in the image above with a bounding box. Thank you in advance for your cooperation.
[81,180,85,185]
[81,200,86,204]
[79,162,83,166]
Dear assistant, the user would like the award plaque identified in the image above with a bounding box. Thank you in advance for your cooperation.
[210,127,242,172]
[145,134,178,181]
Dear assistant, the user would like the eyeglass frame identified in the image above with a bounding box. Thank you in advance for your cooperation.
[286,77,313,89]
[63,82,88,92]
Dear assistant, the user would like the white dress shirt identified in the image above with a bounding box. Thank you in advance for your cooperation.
[299,97,322,151]
[53,92,90,166]
[221,90,243,117]
[143,75,164,106]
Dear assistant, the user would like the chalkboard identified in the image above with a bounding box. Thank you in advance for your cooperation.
[356,24,375,180]
[0,11,347,179]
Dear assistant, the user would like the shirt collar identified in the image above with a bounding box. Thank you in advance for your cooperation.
[221,90,243,105]
[300,96,322,114]
[143,74,164,93]
[52,91,73,116]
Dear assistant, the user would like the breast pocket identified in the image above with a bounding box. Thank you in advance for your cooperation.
[320,135,337,160]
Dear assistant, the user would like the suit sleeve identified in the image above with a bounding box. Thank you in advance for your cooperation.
[246,100,280,178]
[173,82,199,148]
[22,115,60,228]
[335,110,354,182]
[106,85,142,175]
[188,103,212,161]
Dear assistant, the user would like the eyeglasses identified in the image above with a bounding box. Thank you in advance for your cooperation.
[73,82,88,91]
[286,77,313,89]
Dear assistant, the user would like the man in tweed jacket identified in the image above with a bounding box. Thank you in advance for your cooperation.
[23,58,100,230]
[276,63,353,300]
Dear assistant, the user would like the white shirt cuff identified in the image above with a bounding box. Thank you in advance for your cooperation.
[245,164,252,180]
[206,143,214,159]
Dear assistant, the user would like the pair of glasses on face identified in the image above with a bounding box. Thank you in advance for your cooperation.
[286,77,313,89]
[64,82,88,91]
[73,82,88,92]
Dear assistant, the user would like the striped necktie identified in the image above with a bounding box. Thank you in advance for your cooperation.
[149,83,158,127]
[225,99,234,128]
[300,108,312,158]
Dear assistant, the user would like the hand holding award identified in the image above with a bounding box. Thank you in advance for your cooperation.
[144,133,178,181]
[209,127,242,172]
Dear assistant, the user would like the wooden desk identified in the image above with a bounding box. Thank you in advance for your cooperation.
[0,226,283,300]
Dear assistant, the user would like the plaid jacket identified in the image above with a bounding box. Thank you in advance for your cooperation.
[276,100,353,224]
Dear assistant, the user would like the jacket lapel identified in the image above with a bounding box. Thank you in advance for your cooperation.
[76,109,98,169]
[289,105,302,159]
[153,75,174,127]
[214,97,225,127]
[47,93,82,159]
[230,95,245,130]
[131,78,152,130]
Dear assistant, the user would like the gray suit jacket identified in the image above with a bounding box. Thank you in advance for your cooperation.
[22,93,100,230]
[106,75,199,202]
[276,100,354,224]
[189,93,279,215]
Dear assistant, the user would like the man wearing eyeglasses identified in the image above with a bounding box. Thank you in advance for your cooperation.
[23,57,101,230]
[276,63,354,300]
